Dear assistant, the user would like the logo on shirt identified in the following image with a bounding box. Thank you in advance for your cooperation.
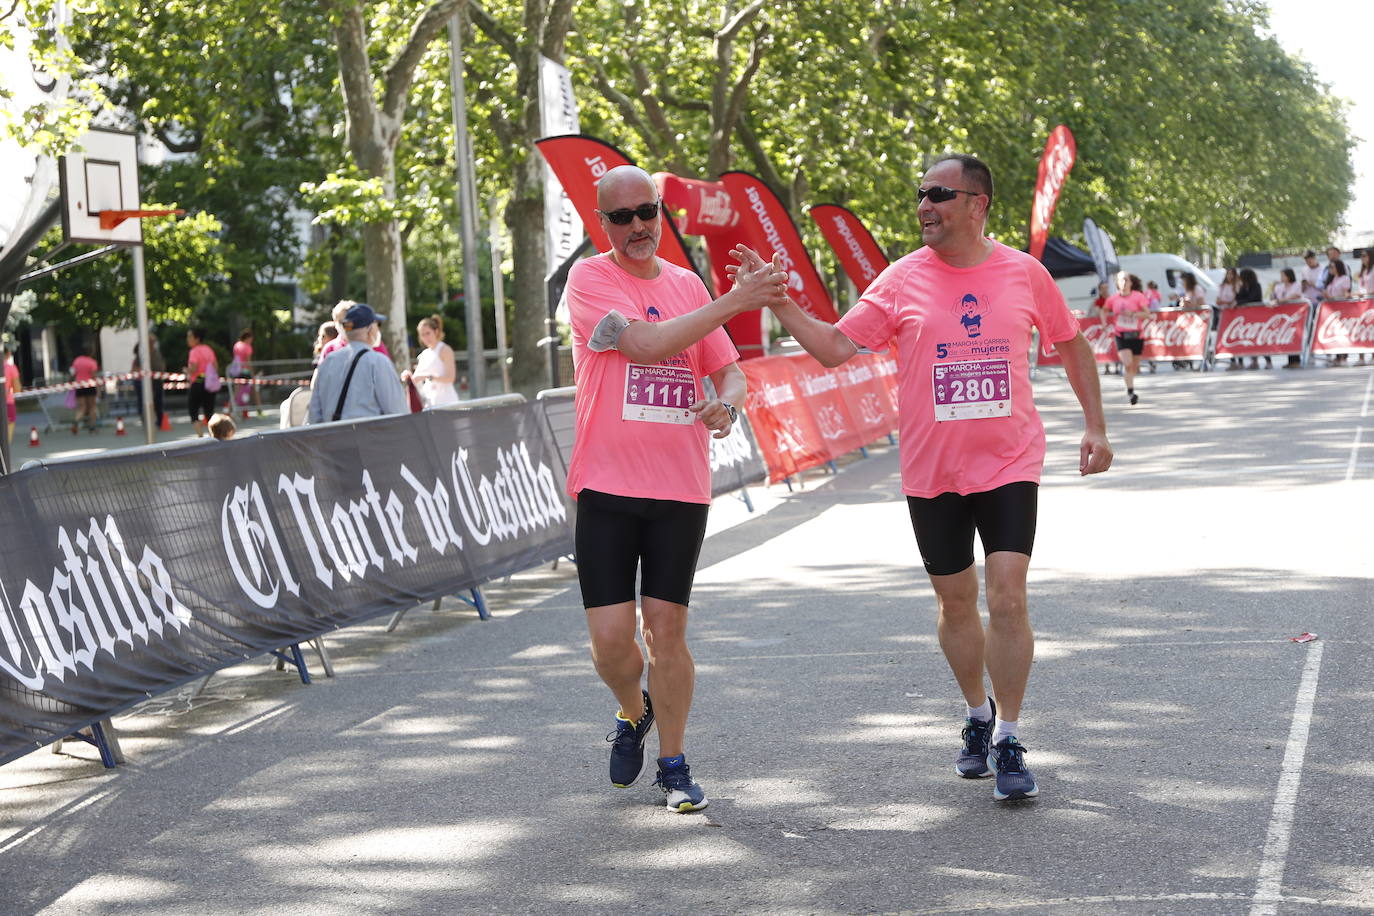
[954,293,988,339]
[646,306,662,322]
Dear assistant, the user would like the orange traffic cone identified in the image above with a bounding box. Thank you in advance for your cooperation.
[28,426,39,447]
[115,416,126,436]
[159,414,172,432]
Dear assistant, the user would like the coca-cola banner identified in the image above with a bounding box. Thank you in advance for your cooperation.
[721,171,840,324]
[1141,309,1209,361]
[1036,316,1116,367]
[741,353,897,483]
[0,403,574,765]
[809,204,890,294]
[1029,125,1076,262]
[1213,302,1311,359]
[1310,299,1374,355]
[534,134,699,276]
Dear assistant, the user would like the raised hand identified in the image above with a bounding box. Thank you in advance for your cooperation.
[726,247,789,310]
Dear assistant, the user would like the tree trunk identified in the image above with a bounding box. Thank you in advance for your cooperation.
[362,218,410,366]
[507,165,547,393]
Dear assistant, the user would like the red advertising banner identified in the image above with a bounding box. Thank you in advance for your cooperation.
[722,171,840,324]
[789,355,868,458]
[809,204,890,294]
[1213,303,1310,358]
[833,354,897,445]
[534,134,698,275]
[1310,299,1374,354]
[1141,309,1210,361]
[1029,125,1076,263]
[1036,316,1116,367]
[741,357,831,483]
[656,173,739,236]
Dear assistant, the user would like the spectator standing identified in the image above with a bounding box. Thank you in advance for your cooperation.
[319,301,356,361]
[313,322,339,365]
[208,413,237,440]
[70,348,100,434]
[306,303,407,424]
[1216,268,1239,309]
[1358,249,1374,297]
[1272,268,1303,302]
[404,314,459,408]
[4,348,19,446]
[230,329,262,418]
[1325,260,1353,367]
[185,327,220,437]
[130,332,168,431]
[1235,269,1269,369]
[1145,281,1163,310]
[1319,246,1345,293]
[1301,250,1323,303]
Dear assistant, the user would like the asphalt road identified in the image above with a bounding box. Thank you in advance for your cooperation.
[0,364,1370,915]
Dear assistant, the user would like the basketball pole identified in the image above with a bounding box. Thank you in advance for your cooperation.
[132,244,155,445]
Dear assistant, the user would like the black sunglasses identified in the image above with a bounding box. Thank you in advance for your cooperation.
[917,186,983,204]
[599,201,661,225]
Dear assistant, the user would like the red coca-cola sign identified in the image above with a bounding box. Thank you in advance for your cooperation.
[1037,315,1115,367]
[1311,299,1374,354]
[1214,303,1310,357]
[1142,309,1208,361]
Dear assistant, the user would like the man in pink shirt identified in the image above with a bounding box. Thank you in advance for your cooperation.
[566,165,786,812]
[746,154,1112,801]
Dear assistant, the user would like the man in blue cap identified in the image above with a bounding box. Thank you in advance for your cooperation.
[307,303,408,424]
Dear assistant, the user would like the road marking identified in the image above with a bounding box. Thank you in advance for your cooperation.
[1250,639,1325,916]
[1345,370,1373,481]
[1361,369,1373,418]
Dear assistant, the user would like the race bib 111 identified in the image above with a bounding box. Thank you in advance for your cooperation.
[623,363,696,425]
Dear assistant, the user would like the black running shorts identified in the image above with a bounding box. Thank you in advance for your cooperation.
[574,489,711,608]
[905,481,1038,576]
[1115,332,1144,355]
[187,381,217,422]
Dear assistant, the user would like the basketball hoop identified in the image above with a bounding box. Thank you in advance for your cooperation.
[96,208,184,230]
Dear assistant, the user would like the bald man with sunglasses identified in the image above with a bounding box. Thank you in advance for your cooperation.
[564,165,789,812]
[734,154,1112,802]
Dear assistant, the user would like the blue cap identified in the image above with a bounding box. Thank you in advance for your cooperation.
[343,303,385,329]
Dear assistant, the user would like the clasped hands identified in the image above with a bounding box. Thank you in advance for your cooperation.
[727,245,791,310]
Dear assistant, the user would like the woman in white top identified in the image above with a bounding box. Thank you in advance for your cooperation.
[404,314,459,407]
[1271,268,1304,302]
[1358,249,1374,297]
[1215,267,1239,308]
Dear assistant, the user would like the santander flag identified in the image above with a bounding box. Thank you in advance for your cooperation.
[1029,125,1076,262]
[534,134,699,276]
[722,171,839,324]
[810,204,889,294]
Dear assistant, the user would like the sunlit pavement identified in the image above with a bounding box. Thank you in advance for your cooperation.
[0,366,1370,915]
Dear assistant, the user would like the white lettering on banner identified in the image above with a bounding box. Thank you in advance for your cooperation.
[745,187,813,308]
[1143,314,1207,348]
[0,518,190,692]
[1032,142,1074,232]
[856,392,886,426]
[842,363,874,385]
[1082,323,1115,356]
[223,481,301,610]
[584,154,607,182]
[400,464,465,555]
[1317,308,1374,346]
[814,404,850,441]
[709,421,754,471]
[831,214,878,285]
[696,189,738,228]
[451,443,568,547]
[798,371,838,396]
[1219,312,1304,349]
[762,380,796,406]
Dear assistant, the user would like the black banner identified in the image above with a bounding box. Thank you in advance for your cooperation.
[0,401,573,765]
[708,411,768,498]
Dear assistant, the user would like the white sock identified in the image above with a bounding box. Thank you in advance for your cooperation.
[991,718,1019,745]
[965,699,992,722]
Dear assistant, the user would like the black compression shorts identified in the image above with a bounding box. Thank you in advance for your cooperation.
[187,381,217,422]
[905,481,1038,576]
[1115,332,1144,355]
[574,489,710,608]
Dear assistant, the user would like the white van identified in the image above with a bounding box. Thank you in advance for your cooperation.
[1055,254,1219,315]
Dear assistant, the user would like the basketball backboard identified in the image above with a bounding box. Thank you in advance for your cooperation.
[59,128,141,246]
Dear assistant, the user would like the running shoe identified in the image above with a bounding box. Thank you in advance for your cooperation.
[989,736,1039,801]
[1129,392,1139,405]
[955,697,995,779]
[606,690,654,787]
[654,757,709,812]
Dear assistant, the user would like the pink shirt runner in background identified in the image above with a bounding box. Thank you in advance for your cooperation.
[71,354,99,382]
[836,242,1078,498]
[565,253,738,505]
[4,360,18,405]
[1104,291,1150,332]
[319,336,347,360]
[187,344,217,382]
[232,340,252,368]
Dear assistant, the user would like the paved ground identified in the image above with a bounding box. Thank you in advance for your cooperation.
[0,364,1370,915]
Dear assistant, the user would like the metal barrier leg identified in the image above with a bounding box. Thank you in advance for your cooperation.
[735,488,755,513]
[268,644,311,684]
[309,638,335,678]
[99,718,126,764]
[385,607,411,633]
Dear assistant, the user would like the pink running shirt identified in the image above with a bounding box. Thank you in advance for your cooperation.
[71,355,99,382]
[232,340,253,365]
[565,253,739,504]
[1104,291,1149,332]
[319,335,347,360]
[187,344,217,382]
[836,242,1078,498]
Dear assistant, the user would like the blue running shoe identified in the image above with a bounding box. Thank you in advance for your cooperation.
[956,697,996,779]
[653,757,709,812]
[606,690,654,787]
[989,736,1039,800]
